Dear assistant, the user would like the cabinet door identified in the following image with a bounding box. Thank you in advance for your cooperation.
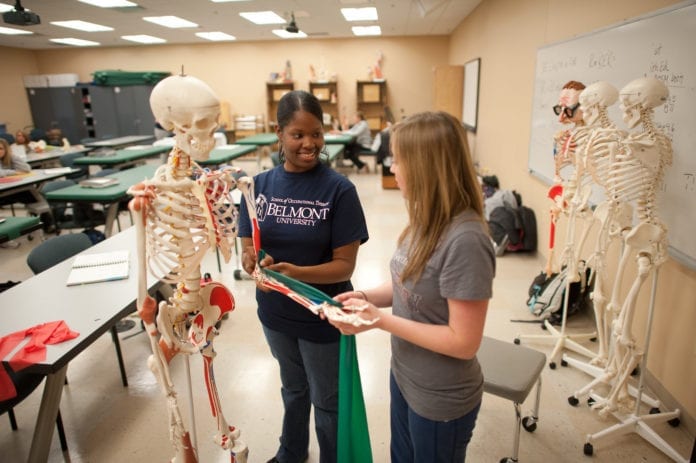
[26,88,55,132]
[88,87,120,139]
[49,87,88,144]
[433,65,463,118]
[130,85,155,136]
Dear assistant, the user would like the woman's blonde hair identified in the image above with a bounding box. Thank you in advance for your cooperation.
[0,138,12,168]
[390,111,485,282]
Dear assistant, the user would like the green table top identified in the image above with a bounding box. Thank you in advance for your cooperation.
[45,164,157,202]
[235,133,278,145]
[26,146,93,166]
[324,144,344,162]
[324,133,355,144]
[0,216,41,241]
[198,144,258,166]
[72,145,170,166]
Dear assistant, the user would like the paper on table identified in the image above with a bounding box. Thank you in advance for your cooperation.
[66,250,129,286]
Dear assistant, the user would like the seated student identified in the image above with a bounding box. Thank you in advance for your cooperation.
[332,111,372,173]
[0,138,31,177]
[11,130,31,161]
[370,122,392,166]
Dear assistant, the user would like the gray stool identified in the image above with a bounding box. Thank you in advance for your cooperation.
[479,336,546,463]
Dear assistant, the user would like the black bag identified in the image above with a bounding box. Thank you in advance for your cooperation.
[489,190,537,253]
[82,228,106,244]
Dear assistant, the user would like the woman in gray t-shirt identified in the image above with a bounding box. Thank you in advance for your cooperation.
[331,111,495,462]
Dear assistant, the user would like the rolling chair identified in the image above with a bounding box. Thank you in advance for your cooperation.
[0,364,68,452]
[29,128,47,142]
[0,132,15,144]
[26,234,131,388]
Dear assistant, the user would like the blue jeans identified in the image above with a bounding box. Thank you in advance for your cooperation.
[390,372,481,463]
[263,325,339,463]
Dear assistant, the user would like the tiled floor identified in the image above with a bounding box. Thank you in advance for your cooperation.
[1,164,693,462]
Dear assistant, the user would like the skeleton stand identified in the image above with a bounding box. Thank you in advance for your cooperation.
[583,269,686,462]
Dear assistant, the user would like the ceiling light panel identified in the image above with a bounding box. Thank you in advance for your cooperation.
[121,34,166,44]
[143,16,198,28]
[196,31,236,41]
[0,4,14,13]
[0,26,33,35]
[51,20,114,32]
[341,7,378,21]
[50,38,100,46]
[240,11,285,25]
[352,25,381,36]
[78,0,138,7]
[272,29,307,39]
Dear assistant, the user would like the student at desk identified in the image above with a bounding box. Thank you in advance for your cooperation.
[10,130,31,161]
[331,111,371,173]
[0,138,31,177]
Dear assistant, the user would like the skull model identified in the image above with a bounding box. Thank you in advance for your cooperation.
[580,81,618,127]
[150,75,220,160]
[619,77,668,129]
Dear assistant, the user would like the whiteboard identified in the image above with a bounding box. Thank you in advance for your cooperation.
[527,1,696,270]
[463,58,480,131]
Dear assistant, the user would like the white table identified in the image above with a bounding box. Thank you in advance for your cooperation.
[0,227,161,462]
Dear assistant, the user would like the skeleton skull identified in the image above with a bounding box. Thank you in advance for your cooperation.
[150,75,220,160]
[579,81,618,127]
[619,77,668,129]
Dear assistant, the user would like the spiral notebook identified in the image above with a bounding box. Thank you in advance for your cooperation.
[66,250,130,286]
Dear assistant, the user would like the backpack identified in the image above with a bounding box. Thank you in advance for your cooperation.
[488,191,537,254]
[527,262,593,323]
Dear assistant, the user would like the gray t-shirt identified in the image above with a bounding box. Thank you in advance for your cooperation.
[390,210,495,421]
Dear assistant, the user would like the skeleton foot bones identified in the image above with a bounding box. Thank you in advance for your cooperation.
[128,74,248,463]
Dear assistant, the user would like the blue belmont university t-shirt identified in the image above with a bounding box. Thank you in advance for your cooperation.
[238,162,369,343]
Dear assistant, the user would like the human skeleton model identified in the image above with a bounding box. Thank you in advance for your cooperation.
[586,77,672,419]
[127,75,248,463]
[563,82,629,368]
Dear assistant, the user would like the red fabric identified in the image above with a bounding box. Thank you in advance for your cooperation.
[0,321,79,401]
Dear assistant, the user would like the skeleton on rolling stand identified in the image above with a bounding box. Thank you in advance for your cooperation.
[589,77,672,416]
[128,74,248,463]
[562,82,629,374]
[583,77,684,463]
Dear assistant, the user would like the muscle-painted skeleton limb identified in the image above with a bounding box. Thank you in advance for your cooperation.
[128,75,248,463]
[236,176,377,327]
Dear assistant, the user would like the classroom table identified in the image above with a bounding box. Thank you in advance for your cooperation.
[324,144,345,165]
[324,133,355,145]
[0,216,42,244]
[198,144,258,167]
[44,164,156,237]
[72,144,170,169]
[26,146,93,168]
[0,226,161,463]
[84,134,155,149]
[0,168,80,204]
[234,133,278,170]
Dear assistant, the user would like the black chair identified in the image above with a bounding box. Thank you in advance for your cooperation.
[26,233,131,388]
[29,128,47,142]
[39,180,107,234]
[0,132,15,144]
[0,364,68,452]
[59,152,89,181]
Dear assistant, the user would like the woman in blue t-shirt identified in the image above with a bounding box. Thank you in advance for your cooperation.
[238,90,369,463]
[330,111,495,462]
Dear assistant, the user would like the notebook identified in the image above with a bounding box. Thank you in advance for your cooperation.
[66,250,130,286]
[79,177,119,188]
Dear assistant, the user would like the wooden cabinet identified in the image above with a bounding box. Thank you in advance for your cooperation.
[356,80,387,136]
[266,82,294,130]
[433,65,463,119]
[309,81,339,128]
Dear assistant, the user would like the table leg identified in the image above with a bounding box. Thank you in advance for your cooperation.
[103,203,119,238]
[28,364,68,463]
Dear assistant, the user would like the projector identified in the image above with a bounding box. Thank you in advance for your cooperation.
[3,9,41,26]
[285,23,299,34]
